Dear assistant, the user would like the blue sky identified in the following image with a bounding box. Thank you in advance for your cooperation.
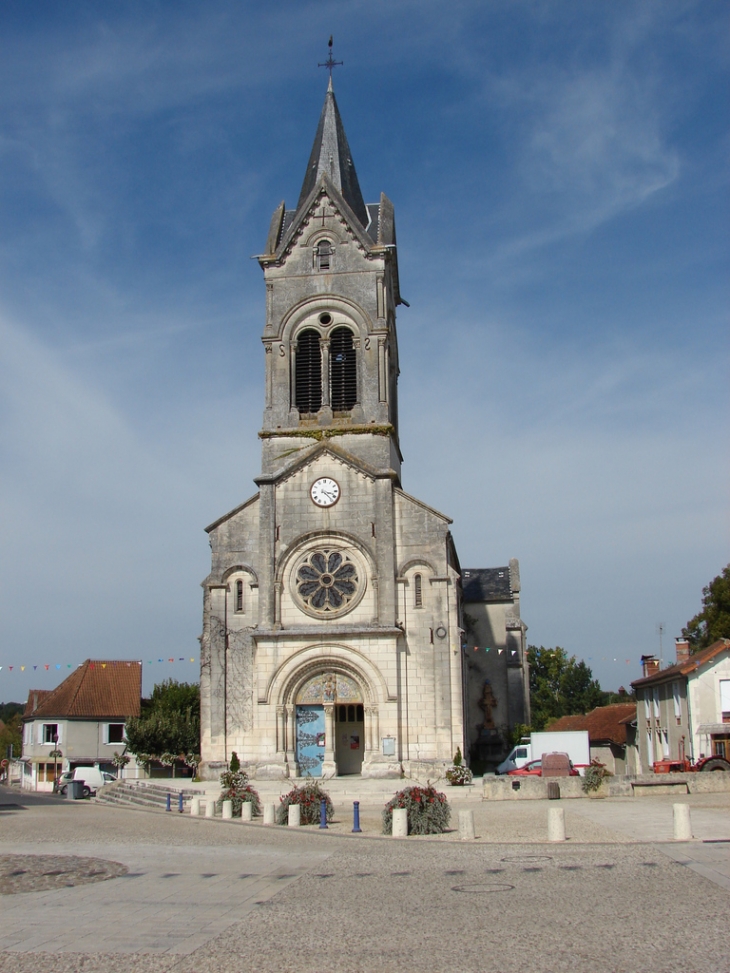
[0,0,727,701]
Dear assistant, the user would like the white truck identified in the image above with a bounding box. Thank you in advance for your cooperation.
[496,730,591,775]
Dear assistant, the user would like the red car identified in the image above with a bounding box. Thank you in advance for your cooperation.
[507,758,579,777]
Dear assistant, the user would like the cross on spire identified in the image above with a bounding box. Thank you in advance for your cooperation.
[318,35,343,78]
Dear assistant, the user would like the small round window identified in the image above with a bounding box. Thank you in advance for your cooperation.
[319,312,332,326]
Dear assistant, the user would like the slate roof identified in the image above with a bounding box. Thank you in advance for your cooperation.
[296,78,368,229]
[462,567,512,602]
[549,703,637,746]
[23,661,142,721]
[631,639,730,690]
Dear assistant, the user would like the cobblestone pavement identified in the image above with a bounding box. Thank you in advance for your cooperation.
[0,786,728,972]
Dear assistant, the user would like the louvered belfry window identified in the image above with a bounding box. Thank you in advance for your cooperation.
[330,327,357,411]
[316,240,332,270]
[295,329,322,413]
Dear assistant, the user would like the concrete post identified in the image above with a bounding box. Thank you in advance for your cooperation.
[240,801,253,822]
[392,807,408,837]
[673,803,692,840]
[263,802,276,825]
[547,806,565,842]
[222,799,233,820]
[458,809,475,840]
[205,799,216,819]
[190,796,201,816]
[288,804,301,827]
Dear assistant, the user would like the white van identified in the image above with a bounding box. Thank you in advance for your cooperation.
[72,767,116,796]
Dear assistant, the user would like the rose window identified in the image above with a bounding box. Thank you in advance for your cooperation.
[296,550,359,613]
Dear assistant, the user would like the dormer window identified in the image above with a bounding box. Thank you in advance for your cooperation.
[316,240,332,271]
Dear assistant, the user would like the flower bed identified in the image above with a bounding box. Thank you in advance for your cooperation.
[217,769,261,817]
[276,782,334,825]
[382,784,451,835]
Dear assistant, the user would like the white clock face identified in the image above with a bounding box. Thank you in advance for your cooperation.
[310,477,340,508]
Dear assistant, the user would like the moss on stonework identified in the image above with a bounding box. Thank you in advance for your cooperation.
[260,424,394,442]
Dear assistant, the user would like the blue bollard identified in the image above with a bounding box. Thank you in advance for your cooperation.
[166,793,171,812]
[178,792,184,813]
[319,797,328,829]
[352,800,362,833]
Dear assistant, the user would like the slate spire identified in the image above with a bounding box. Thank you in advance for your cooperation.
[297,78,368,228]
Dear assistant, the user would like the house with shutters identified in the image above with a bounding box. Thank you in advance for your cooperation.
[631,637,730,773]
[20,659,142,791]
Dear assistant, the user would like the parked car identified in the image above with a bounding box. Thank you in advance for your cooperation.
[507,758,579,777]
[53,771,75,795]
[54,768,116,797]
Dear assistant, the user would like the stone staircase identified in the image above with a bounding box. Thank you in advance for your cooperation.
[94,775,483,813]
[94,780,208,812]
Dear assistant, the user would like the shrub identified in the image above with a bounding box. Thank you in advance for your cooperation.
[582,762,612,793]
[276,782,334,825]
[445,764,473,786]
[453,747,463,767]
[229,751,240,773]
[382,784,451,835]
[217,768,261,817]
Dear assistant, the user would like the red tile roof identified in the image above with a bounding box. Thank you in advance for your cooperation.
[23,661,141,720]
[631,639,730,689]
[24,690,52,718]
[548,702,637,746]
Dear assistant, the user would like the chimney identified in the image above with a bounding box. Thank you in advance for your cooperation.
[675,638,691,665]
[640,655,660,678]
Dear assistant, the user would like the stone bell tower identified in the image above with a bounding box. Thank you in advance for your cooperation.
[200,78,466,781]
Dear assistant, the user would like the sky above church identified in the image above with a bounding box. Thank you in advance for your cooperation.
[0,0,727,700]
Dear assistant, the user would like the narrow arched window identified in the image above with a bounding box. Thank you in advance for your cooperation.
[414,573,423,608]
[295,329,322,413]
[330,327,357,411]
[316,240,332,271]
[235,579,244,613]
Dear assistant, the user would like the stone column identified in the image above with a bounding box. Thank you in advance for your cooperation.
[276,705,286,755]
[285,703,297,777]
[321,703,337,778]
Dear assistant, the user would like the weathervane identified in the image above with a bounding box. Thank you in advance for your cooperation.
[318,36,343,77]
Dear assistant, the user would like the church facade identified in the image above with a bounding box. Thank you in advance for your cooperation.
[199,80,529,779]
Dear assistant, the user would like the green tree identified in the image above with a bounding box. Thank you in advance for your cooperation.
[0,711,22,760]
[682,564,730,652]
[144,679,200,718]
[528,645,604,731]
[126,680,200,760]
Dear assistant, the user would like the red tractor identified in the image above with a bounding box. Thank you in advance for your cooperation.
[653,737,730,773]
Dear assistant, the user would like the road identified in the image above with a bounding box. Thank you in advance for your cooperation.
[0,785,728,973]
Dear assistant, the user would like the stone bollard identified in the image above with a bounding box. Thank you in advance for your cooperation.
[458,809,475,840]
[205,799,216,819]
[288,804,301,827]
[263,803,276,826]
[673,803,692,840]
[222,799,233,820]
[547,806,566,842]
[240,802,253,822]
[392,807,408,838]
[190,796,201,817]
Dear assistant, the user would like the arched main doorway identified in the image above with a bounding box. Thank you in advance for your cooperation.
[295,671,364,776]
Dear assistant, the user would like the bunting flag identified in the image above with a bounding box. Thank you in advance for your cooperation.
[0,658,198,673]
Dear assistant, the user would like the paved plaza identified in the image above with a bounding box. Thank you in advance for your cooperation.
[1,785,729,972]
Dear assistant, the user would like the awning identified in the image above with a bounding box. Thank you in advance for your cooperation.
[696,724,730,735]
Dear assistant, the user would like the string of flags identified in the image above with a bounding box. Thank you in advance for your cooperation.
[464,646,634,664]
[0,658,198,673]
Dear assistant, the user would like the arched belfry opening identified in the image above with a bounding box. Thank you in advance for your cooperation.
[295,329,322,414]
[330,327,357,412]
